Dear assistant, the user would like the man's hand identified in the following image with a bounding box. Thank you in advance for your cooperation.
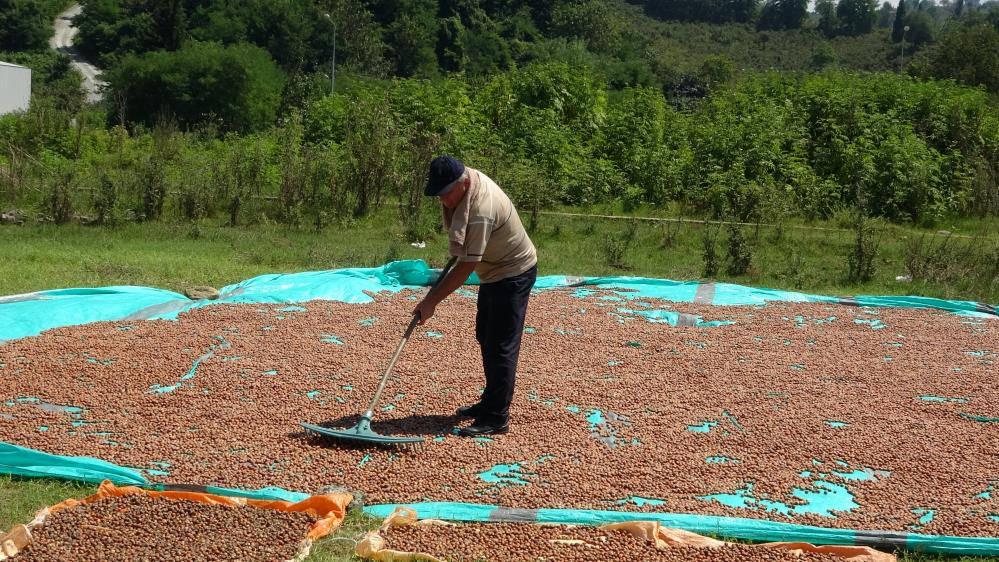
[412,260,477,325]
[413,298,437,325]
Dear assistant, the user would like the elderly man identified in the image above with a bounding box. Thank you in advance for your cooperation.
[413,155,538,437]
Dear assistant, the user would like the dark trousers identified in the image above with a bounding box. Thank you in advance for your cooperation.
[475,265,537,424]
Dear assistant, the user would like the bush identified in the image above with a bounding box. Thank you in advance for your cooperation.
[912,23,999,94]
[106,41,286,133]
[809,43,838,70]
[0,0,54,51]
[904,233,999,300]
[602,220,639,269]
[44,172,76,225]
[778,245,807,289]
[725,223,753,275]
[847,214,880,283]
[4,66,999,233]
[93,174,118,225]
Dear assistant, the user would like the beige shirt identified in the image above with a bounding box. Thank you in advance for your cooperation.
[443,169,537,284]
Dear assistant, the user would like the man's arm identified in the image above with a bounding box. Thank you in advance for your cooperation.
[413,260,478,324]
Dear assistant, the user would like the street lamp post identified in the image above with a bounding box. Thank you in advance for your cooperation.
[900,25,910,74]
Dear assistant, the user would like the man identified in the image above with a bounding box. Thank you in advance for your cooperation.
[413,155,538,437]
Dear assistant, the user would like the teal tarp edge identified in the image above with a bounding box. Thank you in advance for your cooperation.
[0,442,148,486]
[0,287,190,342]
[1,260,994,342]
[0,442,307,503]
[3,441,999,555]
[363,502,999,557]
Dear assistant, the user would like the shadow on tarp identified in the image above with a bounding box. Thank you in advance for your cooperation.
[1,260,995,342]
[2,441,998,556]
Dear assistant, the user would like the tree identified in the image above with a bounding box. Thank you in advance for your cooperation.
[893,0,908,41]
[816,0,840,36]
[106,41,286,132]
[0,0,50,51]
[877,1,894,26]
[955,0,965,16]
[435,0,513,75]
[904,9,937,45]
[837,0,878,36]
[389,12,439,77]
[758,0,809,29]
[913,23,999,92]
[150,0,185,51]
[551,0,623,53]
[640,0,759,24]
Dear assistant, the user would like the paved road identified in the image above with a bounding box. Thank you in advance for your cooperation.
[49,4,104,103]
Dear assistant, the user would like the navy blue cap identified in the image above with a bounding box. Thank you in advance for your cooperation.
[425,155,465,196]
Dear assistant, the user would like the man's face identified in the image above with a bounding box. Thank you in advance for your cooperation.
[438,176,467,209]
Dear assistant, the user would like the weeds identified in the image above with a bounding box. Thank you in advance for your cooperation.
[602,222,639,269]
[602,235,629,269]
[702,221,721,278]
[847,214,881,283]
[137,157,167,222]
[778,246,807,289]
[904,234,999,299]
[44,171,75,225]
[398,132,440,242]
[382,241,402,265]
[725,223,753,276]
[659,221,679,248]
[93,174,118,226]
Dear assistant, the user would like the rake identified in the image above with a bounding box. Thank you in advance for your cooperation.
[300,257,458,449]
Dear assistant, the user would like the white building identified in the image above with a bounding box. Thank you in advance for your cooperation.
[0,61,31,115]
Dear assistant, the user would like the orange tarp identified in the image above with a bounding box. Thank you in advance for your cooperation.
[1,480,352,560]
[356,507,897,562]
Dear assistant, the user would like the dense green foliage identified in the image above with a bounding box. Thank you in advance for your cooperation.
[59,0,999,136]
[911,11,999,93]
[70,0,961,86]
[2,0,997,240]
[105,41,286,133]
[757,0,810,30]
[0,0,67,51]
[631,0,760,24]
[2,65,996,231]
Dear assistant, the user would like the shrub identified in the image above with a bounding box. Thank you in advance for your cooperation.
[847,214,880,283]
[106,41,286,133]
[725,223,753,275]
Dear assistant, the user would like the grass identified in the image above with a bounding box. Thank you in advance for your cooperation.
[1,208,997,561]
[1,208,997,303]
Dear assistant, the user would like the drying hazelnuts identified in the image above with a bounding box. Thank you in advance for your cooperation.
[1,290,996,538]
